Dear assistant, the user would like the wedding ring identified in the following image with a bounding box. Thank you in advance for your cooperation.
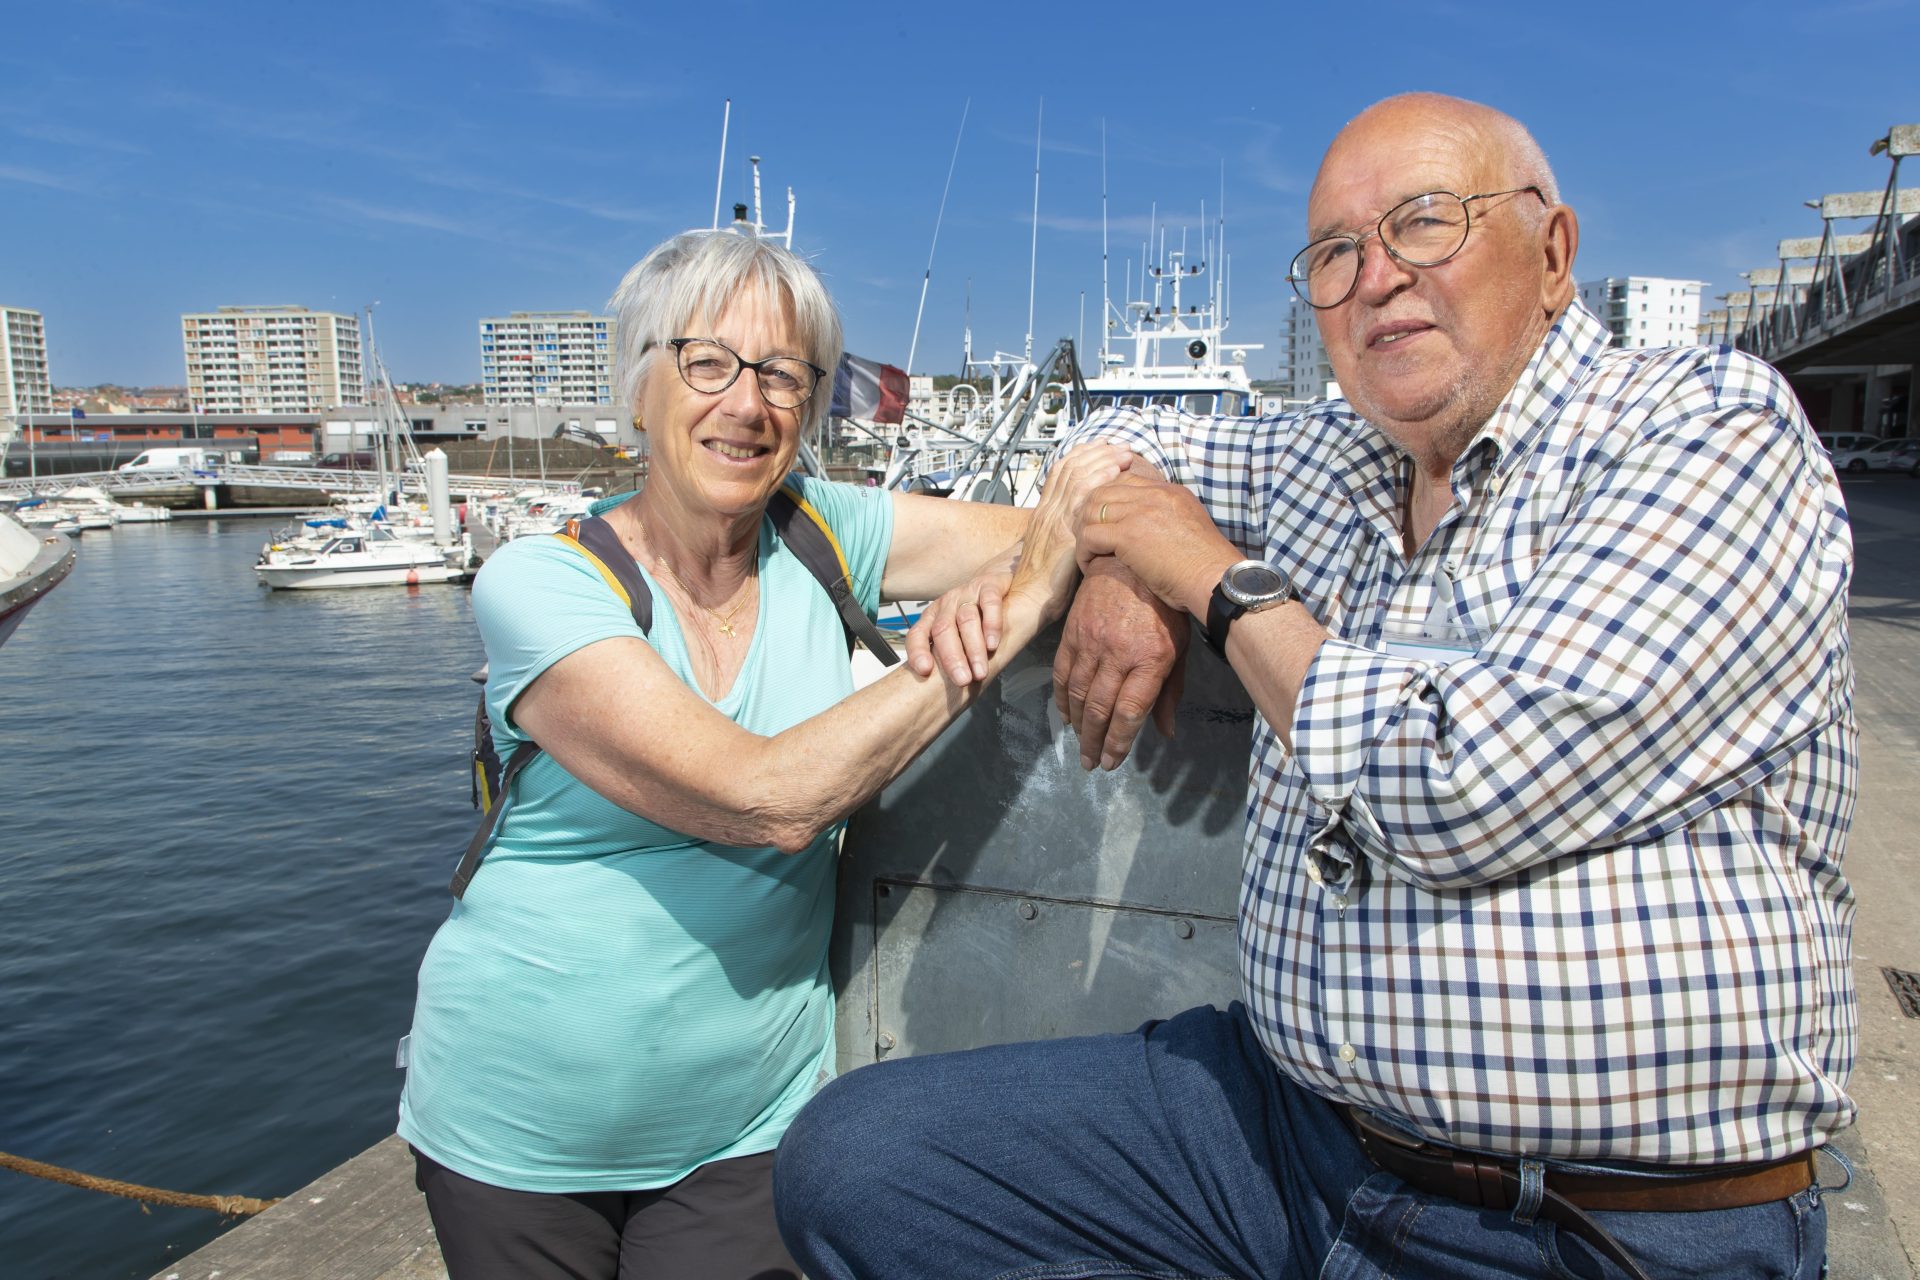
[1098,502,1109,524]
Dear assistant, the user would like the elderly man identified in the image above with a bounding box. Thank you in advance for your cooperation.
[774,94,1855,1280]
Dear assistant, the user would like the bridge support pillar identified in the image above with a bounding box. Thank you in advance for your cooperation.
[203,485,218,511]
[1863,369,1890,437]
[1833,380,1860,435]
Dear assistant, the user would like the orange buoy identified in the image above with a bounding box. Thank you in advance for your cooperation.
[406,569,420,586]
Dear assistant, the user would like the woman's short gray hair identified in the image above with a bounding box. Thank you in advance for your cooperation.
[608,232,844,434]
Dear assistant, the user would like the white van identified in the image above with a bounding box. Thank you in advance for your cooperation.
[118,447,228,474]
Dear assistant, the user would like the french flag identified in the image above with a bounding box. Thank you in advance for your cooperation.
[830,352,909,424]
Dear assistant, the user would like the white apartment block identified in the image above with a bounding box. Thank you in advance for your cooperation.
[182,306,364,413]
[1577,277,1705,349]
[480,312,614,406]
[1,306,52,417]
[1275,299,1338,404]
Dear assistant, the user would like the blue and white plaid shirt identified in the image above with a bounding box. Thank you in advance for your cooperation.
[1060,302,1857,1165]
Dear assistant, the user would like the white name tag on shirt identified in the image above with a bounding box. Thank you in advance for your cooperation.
[1380,629,1480,667]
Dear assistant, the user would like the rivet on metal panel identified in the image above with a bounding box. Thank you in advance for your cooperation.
[1173,918,1194,940]
[1018,900,1039,921]
[877,1032,896,1053]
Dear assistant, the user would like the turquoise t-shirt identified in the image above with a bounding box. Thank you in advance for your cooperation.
[398,477,893,1192]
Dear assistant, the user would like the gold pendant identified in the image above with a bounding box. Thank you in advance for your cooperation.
[717,621,736,638]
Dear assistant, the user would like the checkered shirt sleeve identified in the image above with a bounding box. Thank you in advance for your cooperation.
[1054,303,1858,1165]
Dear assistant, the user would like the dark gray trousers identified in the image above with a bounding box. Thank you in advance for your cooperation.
[413,1146,798,1280]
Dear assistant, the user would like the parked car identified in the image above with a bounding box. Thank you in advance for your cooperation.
[1817,431,1880,455]
[1830,438,1919,473]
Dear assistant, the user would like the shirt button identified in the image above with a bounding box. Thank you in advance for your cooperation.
[1339,1043,1357,1064]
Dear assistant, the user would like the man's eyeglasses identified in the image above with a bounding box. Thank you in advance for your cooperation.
[1287,187,1546,310]
[645,338,827,410]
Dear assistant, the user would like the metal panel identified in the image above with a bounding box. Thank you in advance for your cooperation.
[861,881,1238,1060]
[834,627,1254,1071]
[1888,124,1920,158]
[1820,189,1920,219]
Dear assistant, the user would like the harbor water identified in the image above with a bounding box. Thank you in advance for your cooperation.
[0,520,483,1278]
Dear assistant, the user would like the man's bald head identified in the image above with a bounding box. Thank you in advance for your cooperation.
[1301,93,1578,467]
[1311,94,1559,225]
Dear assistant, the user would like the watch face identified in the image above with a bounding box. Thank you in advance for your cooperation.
[1226,561,1287,601]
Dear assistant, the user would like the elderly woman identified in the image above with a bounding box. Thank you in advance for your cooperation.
[396,230,1122,1280]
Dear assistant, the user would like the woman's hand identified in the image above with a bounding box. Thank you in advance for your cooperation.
[1007,445,1134,621]
[906,544,1019,685]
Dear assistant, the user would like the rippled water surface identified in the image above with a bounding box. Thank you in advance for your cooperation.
[0,520,484,1279]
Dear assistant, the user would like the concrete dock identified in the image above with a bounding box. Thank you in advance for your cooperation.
[151,473,1920,1280]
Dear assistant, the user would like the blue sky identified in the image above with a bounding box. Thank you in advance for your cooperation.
[3,0,1917,388]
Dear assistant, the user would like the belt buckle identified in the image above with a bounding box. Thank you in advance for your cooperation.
[1349,1106,1440,1156]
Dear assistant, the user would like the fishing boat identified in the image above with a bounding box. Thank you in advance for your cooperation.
[0,509,75,648]
[254,524,471,590]
[1083,244,1260,418]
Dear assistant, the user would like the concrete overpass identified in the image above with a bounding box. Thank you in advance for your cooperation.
[1712,124,1920,437]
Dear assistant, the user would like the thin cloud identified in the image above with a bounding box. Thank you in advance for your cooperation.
[149,88,425,166]
[1235,122,1305,195]
[315,196,492,239]
[527,58,663,104]
[7,119,148,155]
[0,163,86,192]
[1044,213,1159,237]
[416,166,659,224]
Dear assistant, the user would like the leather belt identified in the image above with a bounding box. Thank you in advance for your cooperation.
[1340,1106,1815,1280]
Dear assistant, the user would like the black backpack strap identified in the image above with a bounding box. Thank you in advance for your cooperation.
[557,514,653,631]
[450,740,540,898]
[768,480,900,666]
[452,515,654,899]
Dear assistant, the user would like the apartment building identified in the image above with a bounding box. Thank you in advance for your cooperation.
[1274,299,1337,404]
[1,306,52,417]
[1577,277,1705,349]
[479,312,614,406]
[182,306,363,413]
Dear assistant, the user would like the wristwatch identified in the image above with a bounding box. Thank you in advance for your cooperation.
[1205,559,1294,658]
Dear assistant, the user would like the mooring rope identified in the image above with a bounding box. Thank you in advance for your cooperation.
[0,1151,279,1217]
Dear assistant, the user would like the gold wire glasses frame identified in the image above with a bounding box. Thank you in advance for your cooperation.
[1287,186,1547,310]
[644,337,828,409]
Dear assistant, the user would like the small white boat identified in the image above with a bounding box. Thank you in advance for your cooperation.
[8,484,173,532]
[13,495,111,532]
[62,484,172,524]
[255,525,470,590]
[0,510,75,649]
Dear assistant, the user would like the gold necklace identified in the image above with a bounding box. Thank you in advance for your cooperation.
[655,556,753,638]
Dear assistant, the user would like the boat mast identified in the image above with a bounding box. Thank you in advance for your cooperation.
[711,99,731,232]
[906,98,969,377]
[1025,100,1043,365]
[1100,121,1110,374]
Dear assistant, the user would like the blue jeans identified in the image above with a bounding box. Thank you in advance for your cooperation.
[774,1004,1826,1280]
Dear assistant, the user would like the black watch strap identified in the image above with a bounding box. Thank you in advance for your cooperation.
[1204,583,1246,659]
